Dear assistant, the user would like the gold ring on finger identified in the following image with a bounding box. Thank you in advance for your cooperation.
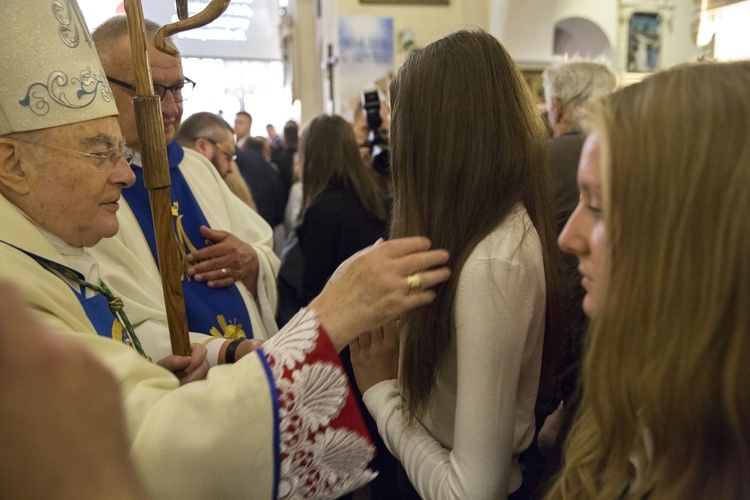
[406,273,422,295]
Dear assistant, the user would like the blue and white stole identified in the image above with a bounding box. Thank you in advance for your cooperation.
[122,141,254,340]
[0,240,149,359]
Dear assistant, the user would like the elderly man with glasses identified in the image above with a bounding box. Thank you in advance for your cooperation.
[90,16,280,365]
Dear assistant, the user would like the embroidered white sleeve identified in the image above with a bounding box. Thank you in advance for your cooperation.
[264,308,319,371]
[263,308,377,499]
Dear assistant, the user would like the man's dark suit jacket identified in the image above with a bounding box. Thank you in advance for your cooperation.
[235,149,286,228]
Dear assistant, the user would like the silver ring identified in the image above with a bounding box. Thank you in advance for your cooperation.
[221,268,228,277]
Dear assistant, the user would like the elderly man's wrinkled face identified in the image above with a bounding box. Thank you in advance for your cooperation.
[14,117,135,247]
[105,36,185,149]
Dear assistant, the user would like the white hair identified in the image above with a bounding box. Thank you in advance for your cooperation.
[542,60,617,114]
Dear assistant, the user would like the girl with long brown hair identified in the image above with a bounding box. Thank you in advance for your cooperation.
[352,30,562,498]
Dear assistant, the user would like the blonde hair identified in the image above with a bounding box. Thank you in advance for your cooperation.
[547,61,750,499]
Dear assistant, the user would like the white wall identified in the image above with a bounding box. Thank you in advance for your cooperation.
[299,0,493,122]
[493,0,557,64]
[295,0,701,118]
[336,0,491,68]
[551,0,699,71]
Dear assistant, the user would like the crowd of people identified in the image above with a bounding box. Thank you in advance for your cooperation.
[2,0,749,498]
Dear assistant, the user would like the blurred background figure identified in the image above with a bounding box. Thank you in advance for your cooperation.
[234,138,286,242]
[271,119,299,203]
[543,60,617,231]
[295,114,394,499]
[297,114,388,306]
[519,60,618,496]
[352,102,370,160]
[283,152,303,237]
[246,135,273,163]
[266,123,282,151]
[176,112,256,209]
[234,111,252,150]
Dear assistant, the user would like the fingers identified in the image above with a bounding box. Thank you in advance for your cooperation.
[179,361,209,385]
[370,236,432,257]
[357,331,372,351]
[186,234,255,289]
[186,228,232,263]
[155,354,191,373]
[312,239,451,351]
[187,255,236,286]
[410,266,452,294]
[381,324,398,345]
[193,268,232,288]
[184,344,208,375]
[349,327,400,394]
[186,243,223,264]
[396,249,450,276]
[199,225,228,242]
[349,337,361,356]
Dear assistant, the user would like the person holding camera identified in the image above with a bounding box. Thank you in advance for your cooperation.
[354,95,393,208]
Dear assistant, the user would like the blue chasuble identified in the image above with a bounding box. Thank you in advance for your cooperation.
[121,141,254,340]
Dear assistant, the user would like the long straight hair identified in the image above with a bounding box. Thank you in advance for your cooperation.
[547,61,750,499]
[390,29,563,419]
[300,114,386,221]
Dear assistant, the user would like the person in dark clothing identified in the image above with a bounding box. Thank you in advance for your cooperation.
[271,120,299,200]
[515,60,617,499]
[296,114,395,499]
[234,147,286,228]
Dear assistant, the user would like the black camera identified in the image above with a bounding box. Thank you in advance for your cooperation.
[361,89,390,174]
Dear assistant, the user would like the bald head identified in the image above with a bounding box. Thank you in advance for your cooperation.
[92,16,164,71]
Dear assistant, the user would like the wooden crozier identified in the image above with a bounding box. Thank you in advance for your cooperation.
[122,0,230,355]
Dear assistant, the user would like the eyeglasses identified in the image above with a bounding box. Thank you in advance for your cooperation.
[106,76,196,103]
[201,137,237,162]
[12,139,132,170]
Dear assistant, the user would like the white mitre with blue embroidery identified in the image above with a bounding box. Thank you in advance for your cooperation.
[0,0,117,135]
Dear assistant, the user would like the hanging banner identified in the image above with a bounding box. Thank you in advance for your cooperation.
[337,16,394,118]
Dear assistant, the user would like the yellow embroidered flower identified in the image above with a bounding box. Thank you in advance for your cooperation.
[209,314,246,340]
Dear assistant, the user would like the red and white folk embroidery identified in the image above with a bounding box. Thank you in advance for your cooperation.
[263,309,377,499]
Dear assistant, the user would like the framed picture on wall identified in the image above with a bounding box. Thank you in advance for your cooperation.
[617,0,675,76]
[521,69,546,105]
[627,12,660,72]
[360,0,448,4]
